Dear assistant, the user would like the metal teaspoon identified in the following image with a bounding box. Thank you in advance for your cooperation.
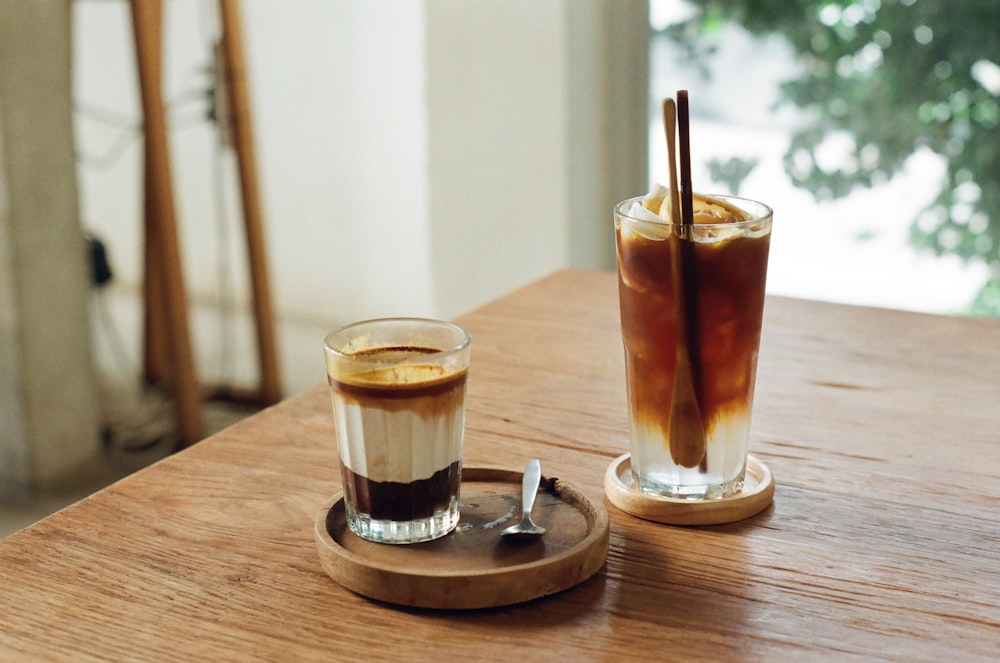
[501,459,547,540]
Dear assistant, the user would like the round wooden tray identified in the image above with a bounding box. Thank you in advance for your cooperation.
[604,453,774,526]
[314,466,609,610]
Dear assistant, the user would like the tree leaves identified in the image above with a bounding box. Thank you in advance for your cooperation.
[660,0,1000,314]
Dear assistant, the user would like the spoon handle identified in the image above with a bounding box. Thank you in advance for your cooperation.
[522,459,542,518]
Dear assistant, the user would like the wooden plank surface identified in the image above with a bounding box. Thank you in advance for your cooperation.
[1,269,998,661]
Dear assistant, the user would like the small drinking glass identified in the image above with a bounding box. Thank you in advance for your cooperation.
[324,318,472,543]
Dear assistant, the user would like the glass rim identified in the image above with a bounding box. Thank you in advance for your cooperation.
[614,193,773,229]
[323,317,472,360]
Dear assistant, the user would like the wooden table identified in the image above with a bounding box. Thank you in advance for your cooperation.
[2,269,998,660]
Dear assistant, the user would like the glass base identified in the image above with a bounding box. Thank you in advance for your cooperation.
[345,501,459,544]
[636,472,745,501]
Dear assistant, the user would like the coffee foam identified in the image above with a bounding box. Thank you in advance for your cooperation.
[344,363,455,389]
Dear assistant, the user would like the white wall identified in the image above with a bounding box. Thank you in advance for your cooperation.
[72,0,649,396]
[75,1,435,321]
[426,0,570,319]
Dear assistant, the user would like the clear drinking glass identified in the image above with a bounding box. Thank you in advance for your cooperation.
[615,194,772,499]
[323,318,472,543]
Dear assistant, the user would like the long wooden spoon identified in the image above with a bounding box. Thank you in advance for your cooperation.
[662,95,706,468]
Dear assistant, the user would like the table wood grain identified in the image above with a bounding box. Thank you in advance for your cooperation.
[2,269,998,661]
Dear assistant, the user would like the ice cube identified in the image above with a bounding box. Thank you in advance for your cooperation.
[626,201,665,223]
[691,194,750,224]
[693,224,745,243]
[643,182,669,215]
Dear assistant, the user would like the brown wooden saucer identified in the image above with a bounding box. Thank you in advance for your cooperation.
[604,453,774,526]
[314,466,609,610]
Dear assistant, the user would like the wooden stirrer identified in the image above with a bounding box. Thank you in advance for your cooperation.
[662,94,706,468]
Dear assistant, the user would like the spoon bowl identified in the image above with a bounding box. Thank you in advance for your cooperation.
[501,459,547,541]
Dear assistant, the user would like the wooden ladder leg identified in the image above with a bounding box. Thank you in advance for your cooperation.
[218,0,282,405]
[130,0,205,446]
[142,148,168,387]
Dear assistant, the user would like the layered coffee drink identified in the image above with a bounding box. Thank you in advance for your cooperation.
[331,355,465,521]
[615,190,772,498]
[324,320,471,544]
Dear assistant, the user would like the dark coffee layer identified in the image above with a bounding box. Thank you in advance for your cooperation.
[341,460,461,521]
[617,225,770,427]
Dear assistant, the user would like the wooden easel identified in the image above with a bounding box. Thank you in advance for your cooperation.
[129,0,281,448]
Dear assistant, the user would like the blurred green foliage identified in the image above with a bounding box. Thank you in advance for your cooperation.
[661,0,1000,315]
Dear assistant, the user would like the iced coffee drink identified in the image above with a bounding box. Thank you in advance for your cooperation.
[615,190,772,499]
[324,319,471,543]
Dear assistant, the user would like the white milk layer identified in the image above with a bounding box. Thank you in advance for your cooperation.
[330,364,466,483]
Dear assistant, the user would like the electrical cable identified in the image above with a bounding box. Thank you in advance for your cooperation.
[213,120,236,385]
[199,0,238,387]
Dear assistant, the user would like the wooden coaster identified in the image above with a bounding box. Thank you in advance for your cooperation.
[314,466,609,610]
[604,454,774,526]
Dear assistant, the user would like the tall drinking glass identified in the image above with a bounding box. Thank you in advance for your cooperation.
[615,194,772,499]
